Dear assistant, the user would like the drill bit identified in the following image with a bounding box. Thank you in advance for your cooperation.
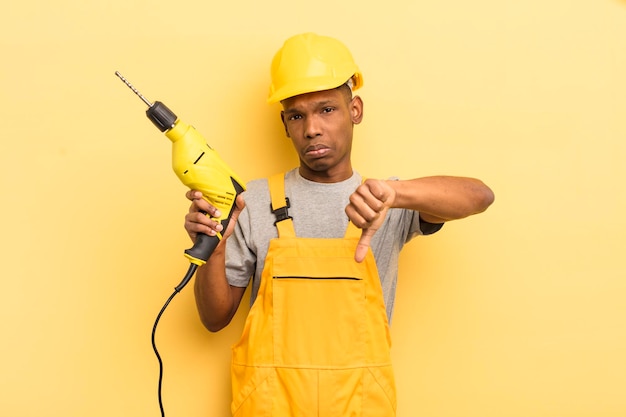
[115,71,153,107]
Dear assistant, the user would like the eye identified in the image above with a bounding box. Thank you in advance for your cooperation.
[287,113,302,121]
[322,107,335,114]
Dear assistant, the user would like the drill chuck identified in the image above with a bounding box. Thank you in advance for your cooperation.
[147,102,178,132]
[115,71,177,132]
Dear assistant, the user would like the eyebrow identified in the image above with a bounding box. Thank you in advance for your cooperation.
[283,100,337,115]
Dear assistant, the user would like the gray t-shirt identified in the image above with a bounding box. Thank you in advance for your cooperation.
[225,168,439,321]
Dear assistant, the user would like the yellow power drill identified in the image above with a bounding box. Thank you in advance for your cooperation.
[116,71,246,417]
[115,71,246,290]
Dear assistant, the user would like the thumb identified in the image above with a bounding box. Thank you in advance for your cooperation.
[355,227,376,263]
[222,194,246,239]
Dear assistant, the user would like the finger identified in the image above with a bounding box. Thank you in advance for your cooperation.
[351,200,389,262]
[187,190,222,217]
[355,227,376,263]
[186,190,202,201]
[217,194,246,239]
[185,213,222,235]
[347,193,377,228]
[189,197,222,218]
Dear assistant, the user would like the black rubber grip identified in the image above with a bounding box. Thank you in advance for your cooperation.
[184,232,221,263]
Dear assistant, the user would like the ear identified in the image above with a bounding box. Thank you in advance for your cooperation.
[350,96,364,125]
[280,111,291,137]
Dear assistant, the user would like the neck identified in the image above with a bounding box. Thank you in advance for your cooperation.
[298,166,353,183]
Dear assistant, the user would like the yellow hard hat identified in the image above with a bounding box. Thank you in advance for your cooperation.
[267,33,363,104]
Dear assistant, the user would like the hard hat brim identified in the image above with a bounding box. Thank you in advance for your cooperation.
[267,72,363,104]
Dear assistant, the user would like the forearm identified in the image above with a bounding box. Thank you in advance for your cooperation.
[193,242,239,332]
[388,176,494,222]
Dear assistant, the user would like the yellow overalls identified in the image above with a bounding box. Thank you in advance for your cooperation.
[231,173,396,417]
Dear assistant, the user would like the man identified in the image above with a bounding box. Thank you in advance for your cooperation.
[184,33,494,417]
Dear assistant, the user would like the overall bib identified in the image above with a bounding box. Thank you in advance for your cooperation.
[231,173,396,417]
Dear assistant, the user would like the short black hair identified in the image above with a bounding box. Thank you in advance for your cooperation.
[336,82,353,102]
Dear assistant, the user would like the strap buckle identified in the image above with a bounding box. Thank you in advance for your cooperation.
[271,197,292,225]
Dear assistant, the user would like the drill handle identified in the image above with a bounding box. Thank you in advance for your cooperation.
[175,233,220,292]
[184,233,220,266]
[182,179,243,265]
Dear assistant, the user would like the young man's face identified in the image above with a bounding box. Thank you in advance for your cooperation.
[280,86,363,183]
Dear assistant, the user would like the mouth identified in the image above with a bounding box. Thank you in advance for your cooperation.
[305,144,331,158]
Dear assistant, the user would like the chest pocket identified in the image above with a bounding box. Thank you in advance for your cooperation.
[271,242,368,367]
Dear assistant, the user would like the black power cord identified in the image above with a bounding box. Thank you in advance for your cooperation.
[151,263,198,417]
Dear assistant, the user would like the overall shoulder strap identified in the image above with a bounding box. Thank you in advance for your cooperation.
[268,172,296,238]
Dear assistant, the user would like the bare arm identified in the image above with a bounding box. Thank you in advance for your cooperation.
[346,176,494,262]
[388,176,495,223]
[185,191,247,332]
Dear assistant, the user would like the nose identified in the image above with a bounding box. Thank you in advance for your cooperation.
[304,115,322,139]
